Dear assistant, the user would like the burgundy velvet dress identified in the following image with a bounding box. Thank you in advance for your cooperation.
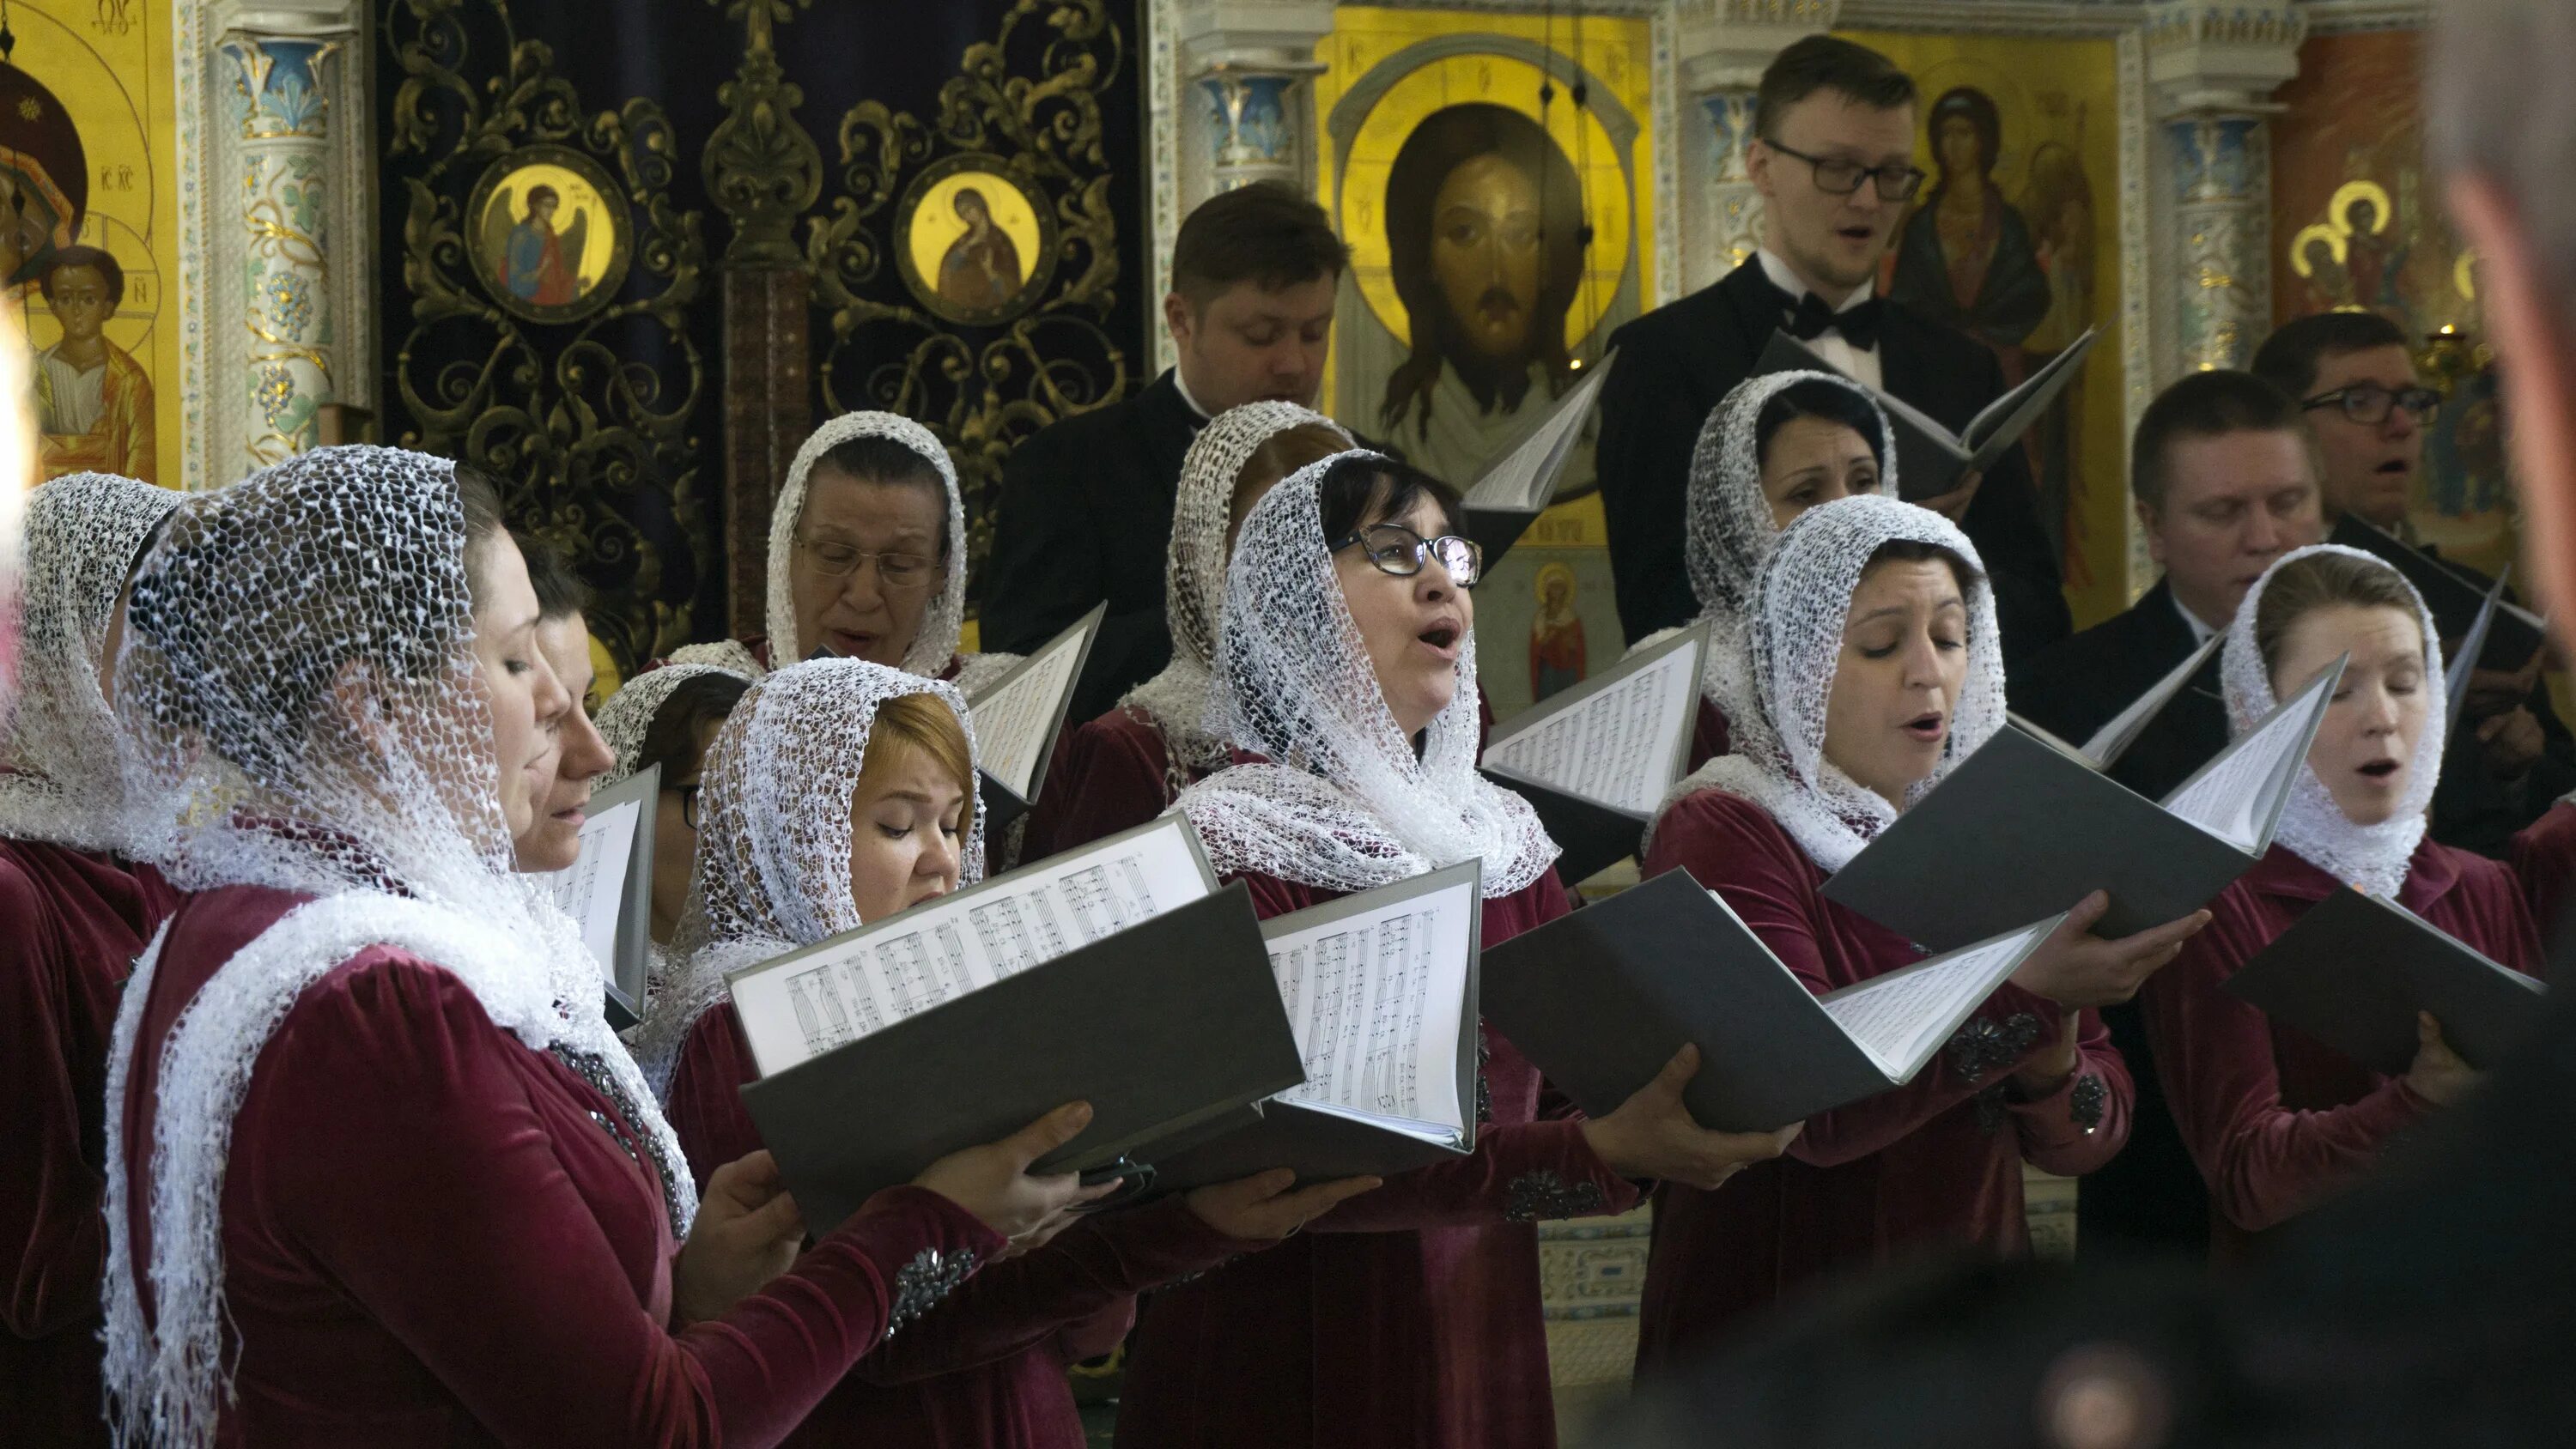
[118,884,1003,1447]
[1021,707,1190,863]
[0,840,182,1447]
[665,1000,1259,1448]
[1687,696,1731,774]
[2508,799,2576,949]
[2138,840,2543,1264]
[1635,791,2130,1368]
[1115,869,1640,1449]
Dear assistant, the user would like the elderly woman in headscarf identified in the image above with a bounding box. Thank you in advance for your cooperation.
[642,656,1368,1448]
[99,446,1092,1446]
[1637,494,2196,1367]
[2141,544,2543,1262]
[1117,449,1798,1449]
[1023,401,1348,858]
[0,472,181,1447]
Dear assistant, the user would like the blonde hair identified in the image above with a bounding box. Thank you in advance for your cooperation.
[855,692,977,814]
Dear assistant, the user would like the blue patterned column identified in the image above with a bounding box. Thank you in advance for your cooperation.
[221,35,339,467]
[1198,70,1303,192]
[2169,114,2269,373]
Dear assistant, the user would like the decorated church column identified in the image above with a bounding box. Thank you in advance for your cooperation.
[1174,0,1334,204]
[2147,1,2306,373]
[1675,0,1838,296]
[218,11,352,468]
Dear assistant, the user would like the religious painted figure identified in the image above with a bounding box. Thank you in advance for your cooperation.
[935,187,1024,310]
[501,185,583,308]
[1527,560,1586,701]
[33,246,154,482]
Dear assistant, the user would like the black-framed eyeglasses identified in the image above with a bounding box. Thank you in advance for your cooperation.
[794,536,945,592]
[1759,139,1927,202]
[1331,523,1484,589]
[677,784,703,831]
[2301,383,2441,427]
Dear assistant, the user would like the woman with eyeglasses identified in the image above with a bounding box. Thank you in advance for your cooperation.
[590,664,753,991]
[669,412,1021,694]
[1115,451,1796,1449]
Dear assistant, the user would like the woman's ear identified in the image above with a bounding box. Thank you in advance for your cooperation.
[325,657,398,765]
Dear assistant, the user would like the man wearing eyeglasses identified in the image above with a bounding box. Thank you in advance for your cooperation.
[2255,310,2576,853]
[1595,34,2069,664]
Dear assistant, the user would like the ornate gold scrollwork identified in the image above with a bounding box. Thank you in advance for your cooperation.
[702,0,822,266]
[383,0,712,676]
[805,0,1131,588]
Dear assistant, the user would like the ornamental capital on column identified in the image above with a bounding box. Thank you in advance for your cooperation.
[211,0,361,40]
[2145,0,2306,118]
[1675,0,1840,97]
[1174,0,1336,76]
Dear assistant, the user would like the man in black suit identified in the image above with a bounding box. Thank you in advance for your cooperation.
[2014,368,2323,1258]
[1594,35,2069,664]
[982,183,1347,722]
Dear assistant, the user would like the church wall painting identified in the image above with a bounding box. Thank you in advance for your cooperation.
[1311,6,1655,716]
[895,154,1058,328]
[467,145,632,325]
[0,3,181,488]
[1841,28,2130,634]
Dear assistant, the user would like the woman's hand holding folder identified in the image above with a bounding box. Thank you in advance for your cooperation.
[1185,1167,1383,1240]
[2008,891,2211,1009]
[912,1101,1125,1259]
[1578,1045,1806,1190]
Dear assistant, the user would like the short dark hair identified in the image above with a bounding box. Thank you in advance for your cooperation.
[635,670,751,786]
[2250,312,2414,402]
[1753,35,1918,142]
[1756,379,1887,475]
[454,462,510,605]
[806,433,952,561]
[1862,537,1983,597]
[2129,370,2309,513]
[1315,453,1463,547]
[1170,181,1348,309]
[513,529,587,621]
[40,245,124,307]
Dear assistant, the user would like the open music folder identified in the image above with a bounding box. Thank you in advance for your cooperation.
[1481,868,2063,1132]
[2224,886,2547,1074]
[965,601,1103,835]
[2445,569,2512,741]
[544,763,659,1029]
[2008,634,2225,773]
[1754,327,2097,501]
[730,815,1303,1228]
[2329,513,2549,671]
[1457,351,1615,564]
[1479,623,1707,882]
[1153,859,1488,1191]
[1824,655,2347,952]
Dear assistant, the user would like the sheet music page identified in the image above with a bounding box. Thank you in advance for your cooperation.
[1483,633,1700,814]
[727,816,1213,1076]
[2081,634,2223,767]
[2163,660,2342,852]
[968,619,1091,798]
[1965,328,2097,453]
[1820,919,2056,1078]
[1463,361,1612,512]
[1262,872,1478,1136]
[548,797,642,986]
[2446,579,2506,733]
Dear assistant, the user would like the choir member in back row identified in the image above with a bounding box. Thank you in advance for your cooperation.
[592,663,752,954]
[1664,368,1897,772]
[986,183,1351,723]
[1118,450,1796,1449]
[1595,35,2069,664]
[2141,544,2543,1264]
[1021,399,1348,858]
[2010,368,2324,1258]
[510,535,616,876]
[98,446,1091,1446]
[638,656,1367,1447]
[1637,494,2208,1366]
[672,410,1021,694]
[0,473,182,1447]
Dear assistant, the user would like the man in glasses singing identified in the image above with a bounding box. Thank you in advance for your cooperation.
[2255,308,2576,852]
[1595,33,2069,665]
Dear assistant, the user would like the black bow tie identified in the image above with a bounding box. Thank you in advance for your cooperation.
[1779,285,1885,351]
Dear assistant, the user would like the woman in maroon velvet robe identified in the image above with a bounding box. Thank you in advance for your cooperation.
[1119,451,1796,1449]
[0,472,182,1446]
[100,449,1094,1446]
[1024,402,1347,861]
[2508,797,2576,955]
[641,657,1366,1448]
[2142,545,2540,1263]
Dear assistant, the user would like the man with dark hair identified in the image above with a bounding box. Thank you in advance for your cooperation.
[33,245,155,482]
[983,181,1352,719]
[2254,309,2576,853]
[1595,33,2068,663]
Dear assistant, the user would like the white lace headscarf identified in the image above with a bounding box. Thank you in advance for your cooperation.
[1176,450,1558,900]
[2221,543,2445,900]
[762,410,971,677]
[98,446,694,1449]
[1687,370,1900,635]
[1658,493,2007,874]
[595,662,748,785]
[1121,401,1350,783]
[640,658,985,1096]
[0,472,179,853]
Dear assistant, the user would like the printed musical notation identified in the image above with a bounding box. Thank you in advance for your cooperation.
[969,609,1097,798]
[548,795,643,985]
[1260,866,1478,1135]
[1484,634,1700,815]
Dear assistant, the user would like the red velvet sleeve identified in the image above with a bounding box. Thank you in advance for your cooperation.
[664,1005,768,1191]
[2136,893,2428,1234]
[1021,712,1174,862]
[254,954,1004,1448]
[2509,800,2576,941]
[1645,792,2069,1169]
[0,862,106,1338]
[2004,1008,2133,1177]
